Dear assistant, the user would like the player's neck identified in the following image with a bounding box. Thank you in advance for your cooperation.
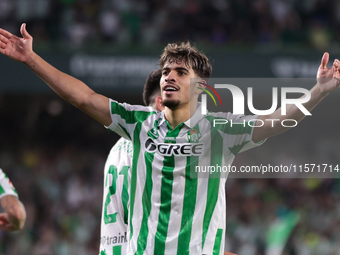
[164,102,197,129]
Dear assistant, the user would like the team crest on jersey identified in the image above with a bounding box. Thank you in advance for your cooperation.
[147,127,159,139]
[187,129,201,143]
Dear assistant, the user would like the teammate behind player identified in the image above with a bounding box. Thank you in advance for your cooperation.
[100,69,163,255]
[0,168,26,231]
[1,24,339,254]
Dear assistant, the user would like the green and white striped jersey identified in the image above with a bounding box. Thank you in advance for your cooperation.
[106,100,263,255]
[0,168,18,199]
[100,138,132,255]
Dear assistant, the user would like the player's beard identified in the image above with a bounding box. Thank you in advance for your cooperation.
[162,99,181,110]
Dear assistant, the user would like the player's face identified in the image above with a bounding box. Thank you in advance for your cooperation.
[160,60,198,110]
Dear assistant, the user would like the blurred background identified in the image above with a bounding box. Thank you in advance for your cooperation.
[1,0,340,254]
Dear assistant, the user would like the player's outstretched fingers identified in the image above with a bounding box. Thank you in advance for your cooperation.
[334,59,340,69]
[334,70,340,81]
[0,44,6,54]
[321,52,329,69]
[0,28,13,39]
[0,33,9,44]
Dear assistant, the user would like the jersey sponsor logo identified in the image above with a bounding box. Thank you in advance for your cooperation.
[100,232,127,246]
[145,138,204,156]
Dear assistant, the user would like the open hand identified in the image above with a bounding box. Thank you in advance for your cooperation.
[0,23,33,63]
[316,52,340,94]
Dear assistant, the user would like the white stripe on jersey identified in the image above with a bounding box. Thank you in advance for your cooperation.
[163,155,187,255]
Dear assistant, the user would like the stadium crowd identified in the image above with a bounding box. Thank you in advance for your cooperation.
[0,0,339,49]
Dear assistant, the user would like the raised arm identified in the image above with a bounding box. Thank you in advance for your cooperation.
[0,195,26,231]
[0,23,112,126]
[253,52,340,143]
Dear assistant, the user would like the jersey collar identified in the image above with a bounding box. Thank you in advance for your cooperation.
[157,103,204,129]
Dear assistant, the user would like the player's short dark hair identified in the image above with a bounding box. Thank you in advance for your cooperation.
[159,41,212,78]
[143,69,162,106]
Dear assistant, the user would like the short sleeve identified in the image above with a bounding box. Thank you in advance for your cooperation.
[105,99,156,141]
[0,169,18,200]
[208,112,265,155]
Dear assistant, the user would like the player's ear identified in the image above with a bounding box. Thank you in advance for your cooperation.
[155,96,164,111]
